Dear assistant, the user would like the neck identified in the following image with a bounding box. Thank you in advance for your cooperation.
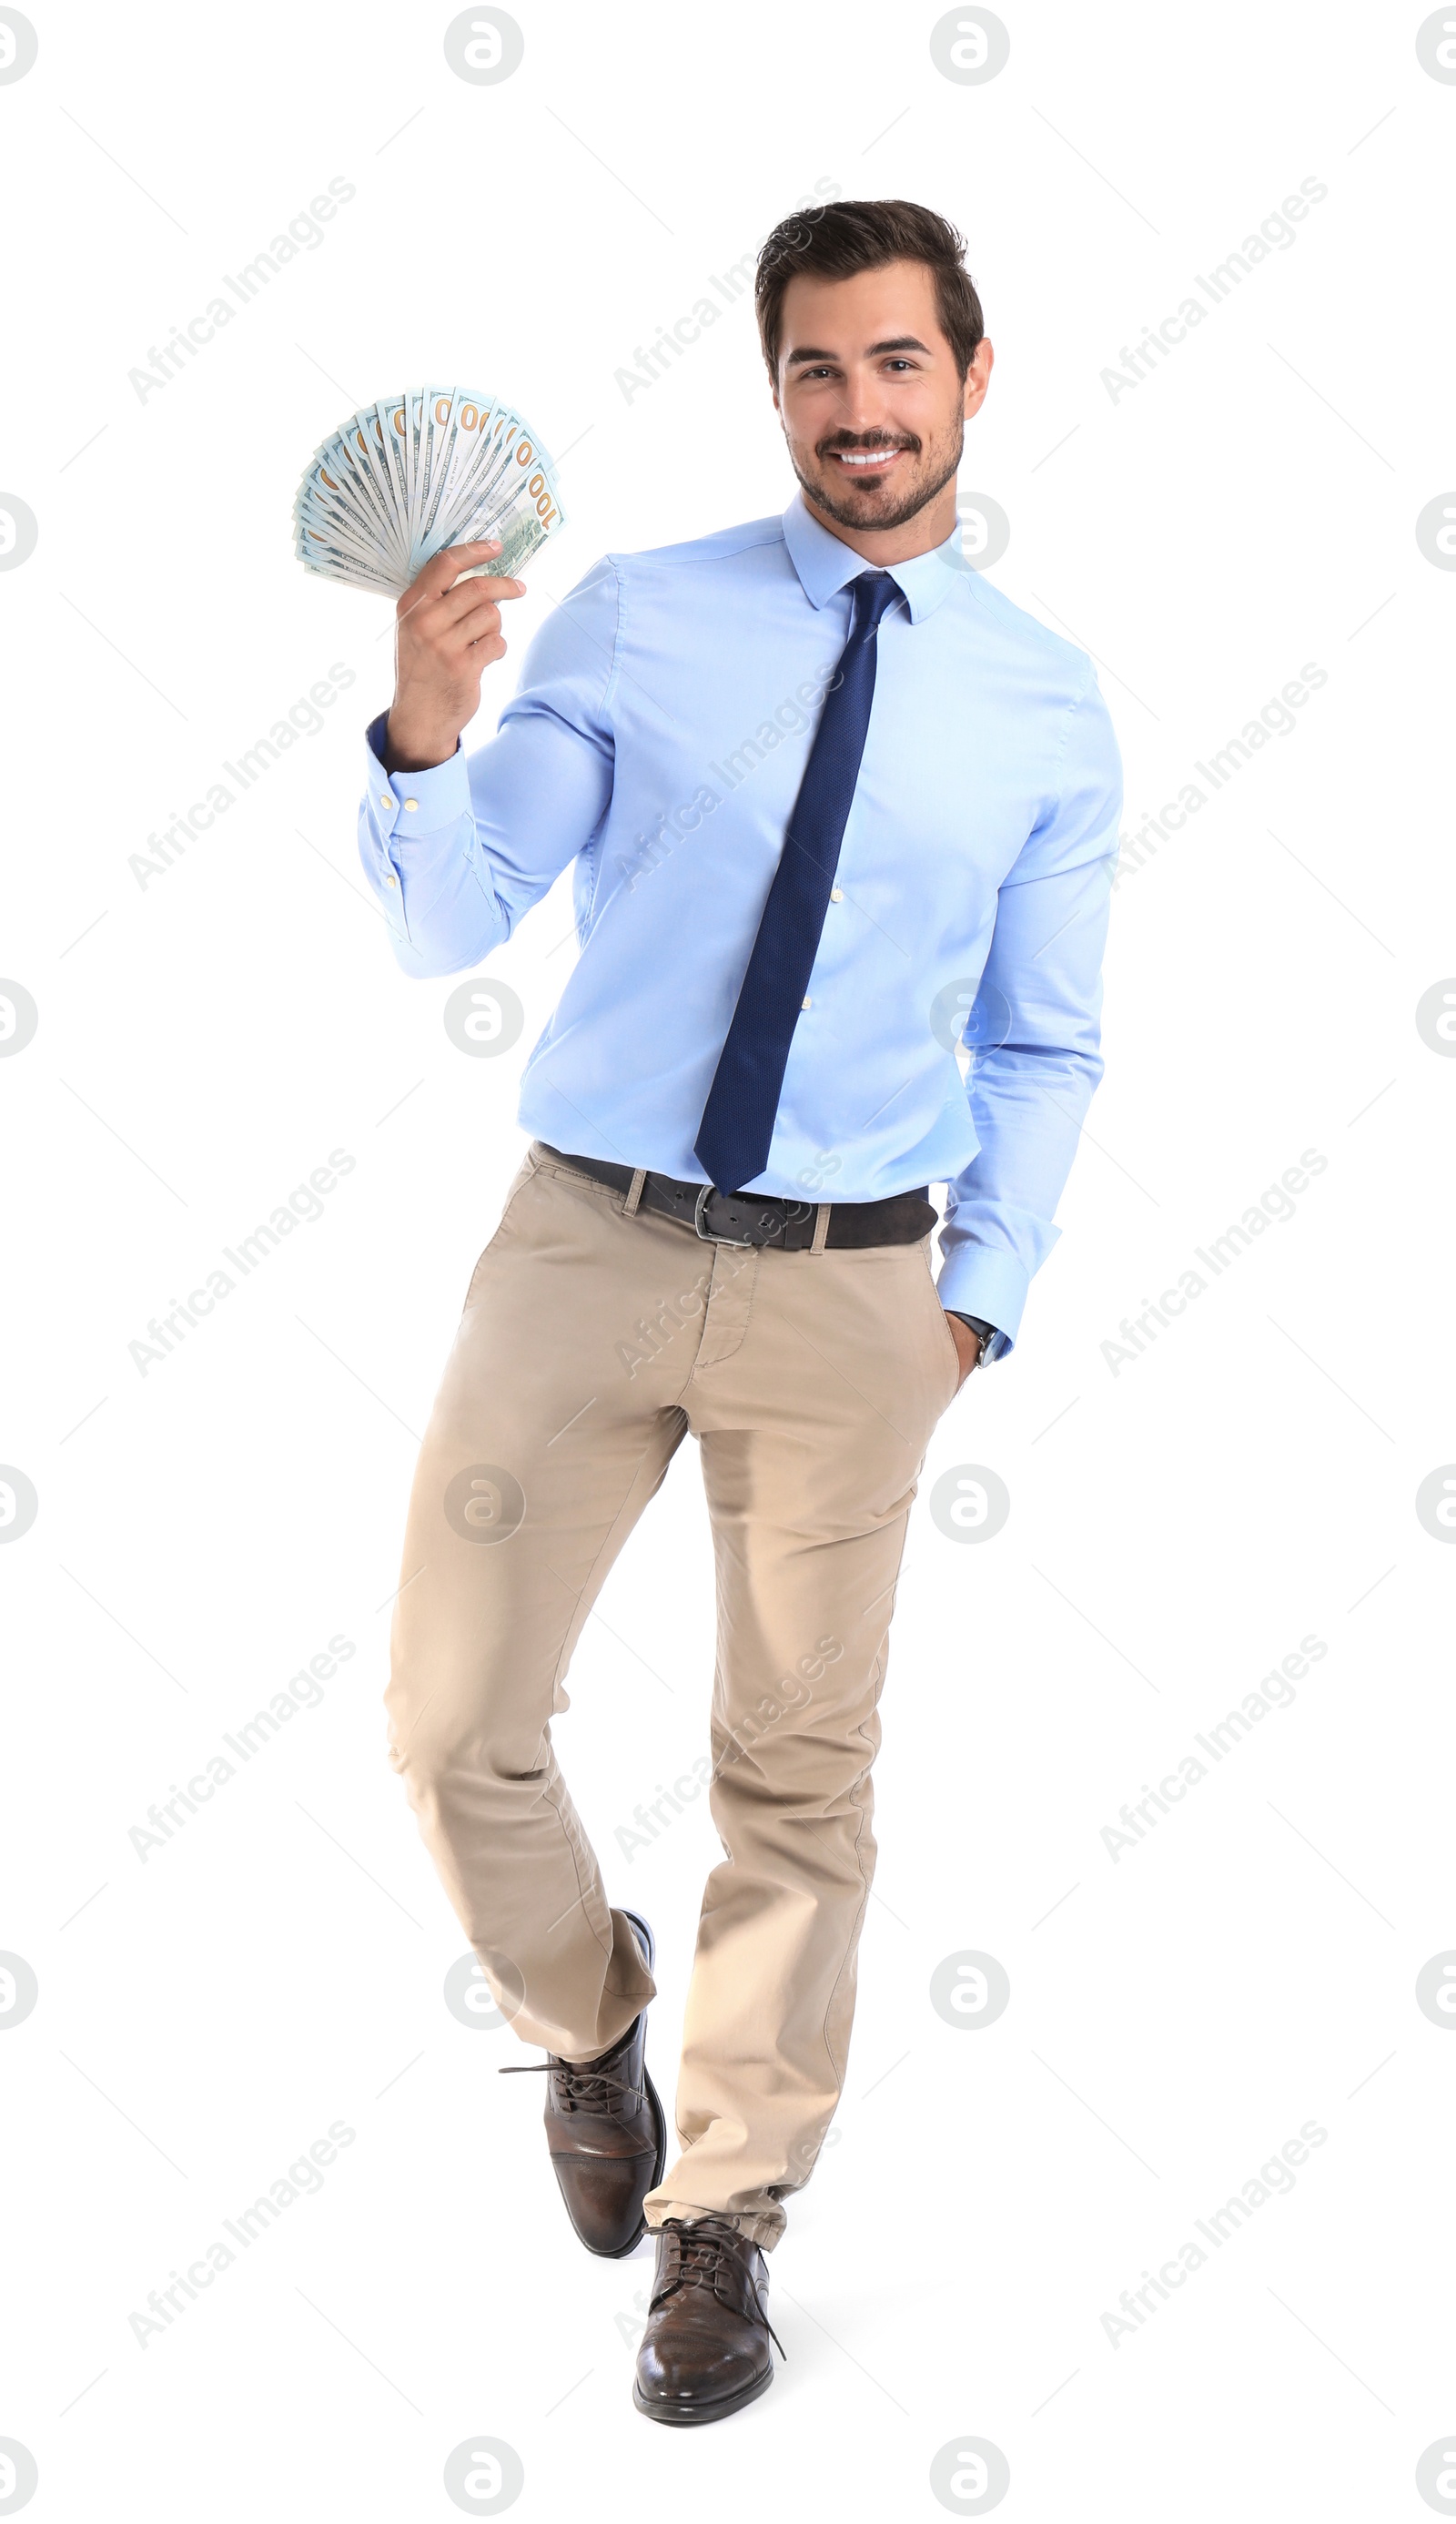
[798,476,960,565]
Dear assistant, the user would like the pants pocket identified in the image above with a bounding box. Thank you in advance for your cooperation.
[460,1147,541,1312]
[914,1240,963,1408]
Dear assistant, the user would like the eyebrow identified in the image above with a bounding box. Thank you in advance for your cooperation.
[784,335,934,367]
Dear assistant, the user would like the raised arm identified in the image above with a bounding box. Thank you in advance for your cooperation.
[357,543,619,978]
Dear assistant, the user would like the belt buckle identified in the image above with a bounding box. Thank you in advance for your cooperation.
[693,1184,758,1247]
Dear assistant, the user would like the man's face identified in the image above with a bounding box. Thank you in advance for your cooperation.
[774,258,991,536]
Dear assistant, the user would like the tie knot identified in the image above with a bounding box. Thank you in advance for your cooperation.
[851,571,901,639]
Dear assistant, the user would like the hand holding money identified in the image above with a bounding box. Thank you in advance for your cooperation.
[386,539,525,772]
[291,383,568,767]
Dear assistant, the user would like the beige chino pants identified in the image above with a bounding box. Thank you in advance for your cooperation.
[385,1143,960,2248]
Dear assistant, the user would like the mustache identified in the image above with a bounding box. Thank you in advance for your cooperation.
[815,431,921,457]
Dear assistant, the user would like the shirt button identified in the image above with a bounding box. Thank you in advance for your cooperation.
[403,797,419,811]
[830,887,844,902]
[386,873,399,887]
[379,793,392,808]
[802,995,813,1010]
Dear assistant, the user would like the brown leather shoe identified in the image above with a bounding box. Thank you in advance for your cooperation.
[500,1910,664,2258]
[632,2215,784,2425]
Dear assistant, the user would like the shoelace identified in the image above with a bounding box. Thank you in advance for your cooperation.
[654,2216,786,2358]
[498,2056,644,2113]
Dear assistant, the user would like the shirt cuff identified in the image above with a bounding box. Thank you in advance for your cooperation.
[364,711,471,836]
[935,1246,1029,1355]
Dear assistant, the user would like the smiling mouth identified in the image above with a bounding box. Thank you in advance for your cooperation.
[824,445,909,474]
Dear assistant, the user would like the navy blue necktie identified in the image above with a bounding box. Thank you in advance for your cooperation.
[694,569,901,1192]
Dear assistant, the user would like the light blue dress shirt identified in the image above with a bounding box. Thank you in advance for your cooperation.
[357,492,1121,1348]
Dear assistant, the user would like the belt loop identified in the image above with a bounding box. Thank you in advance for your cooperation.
[809,1201,832,1257]
[623,1167,647,1219]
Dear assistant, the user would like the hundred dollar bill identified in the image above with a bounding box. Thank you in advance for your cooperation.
[315,421,410,574]
[296,462,397,573]
[325,426,403,560]
[295,441,408,566]
[490,502,553,578]
[294,382,567,596]
[294,528,399,593]
[413,420,562,573]
[296,502,399,584]
[413,387,504,556]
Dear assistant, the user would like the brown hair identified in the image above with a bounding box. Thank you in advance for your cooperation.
[755,198,985,384]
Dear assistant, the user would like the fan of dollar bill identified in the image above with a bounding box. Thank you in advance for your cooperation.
[293,385,566,595]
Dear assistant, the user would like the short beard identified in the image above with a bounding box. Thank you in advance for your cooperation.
[791,419,965,536]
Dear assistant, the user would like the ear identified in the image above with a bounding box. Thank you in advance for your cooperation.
[962,338,994,420]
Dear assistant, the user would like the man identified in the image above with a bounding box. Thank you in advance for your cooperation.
[357,198,1120,2426]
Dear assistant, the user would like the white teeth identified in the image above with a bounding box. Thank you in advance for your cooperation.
[838,450,898,465]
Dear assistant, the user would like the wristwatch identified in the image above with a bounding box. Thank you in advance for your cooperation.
[945,1311,1007,1369]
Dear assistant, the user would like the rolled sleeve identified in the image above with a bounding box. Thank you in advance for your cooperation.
[935,659,1122,1353]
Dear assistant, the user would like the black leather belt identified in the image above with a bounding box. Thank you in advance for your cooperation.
[536,1143,935,1252]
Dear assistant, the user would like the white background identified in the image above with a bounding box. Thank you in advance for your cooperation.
[3,1,1454,2517]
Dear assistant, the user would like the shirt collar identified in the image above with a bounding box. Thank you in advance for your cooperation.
[780,489,963,624]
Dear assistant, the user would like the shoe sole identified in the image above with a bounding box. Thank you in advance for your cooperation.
[571,1908,666,2262]
[632,2361,775,2426]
